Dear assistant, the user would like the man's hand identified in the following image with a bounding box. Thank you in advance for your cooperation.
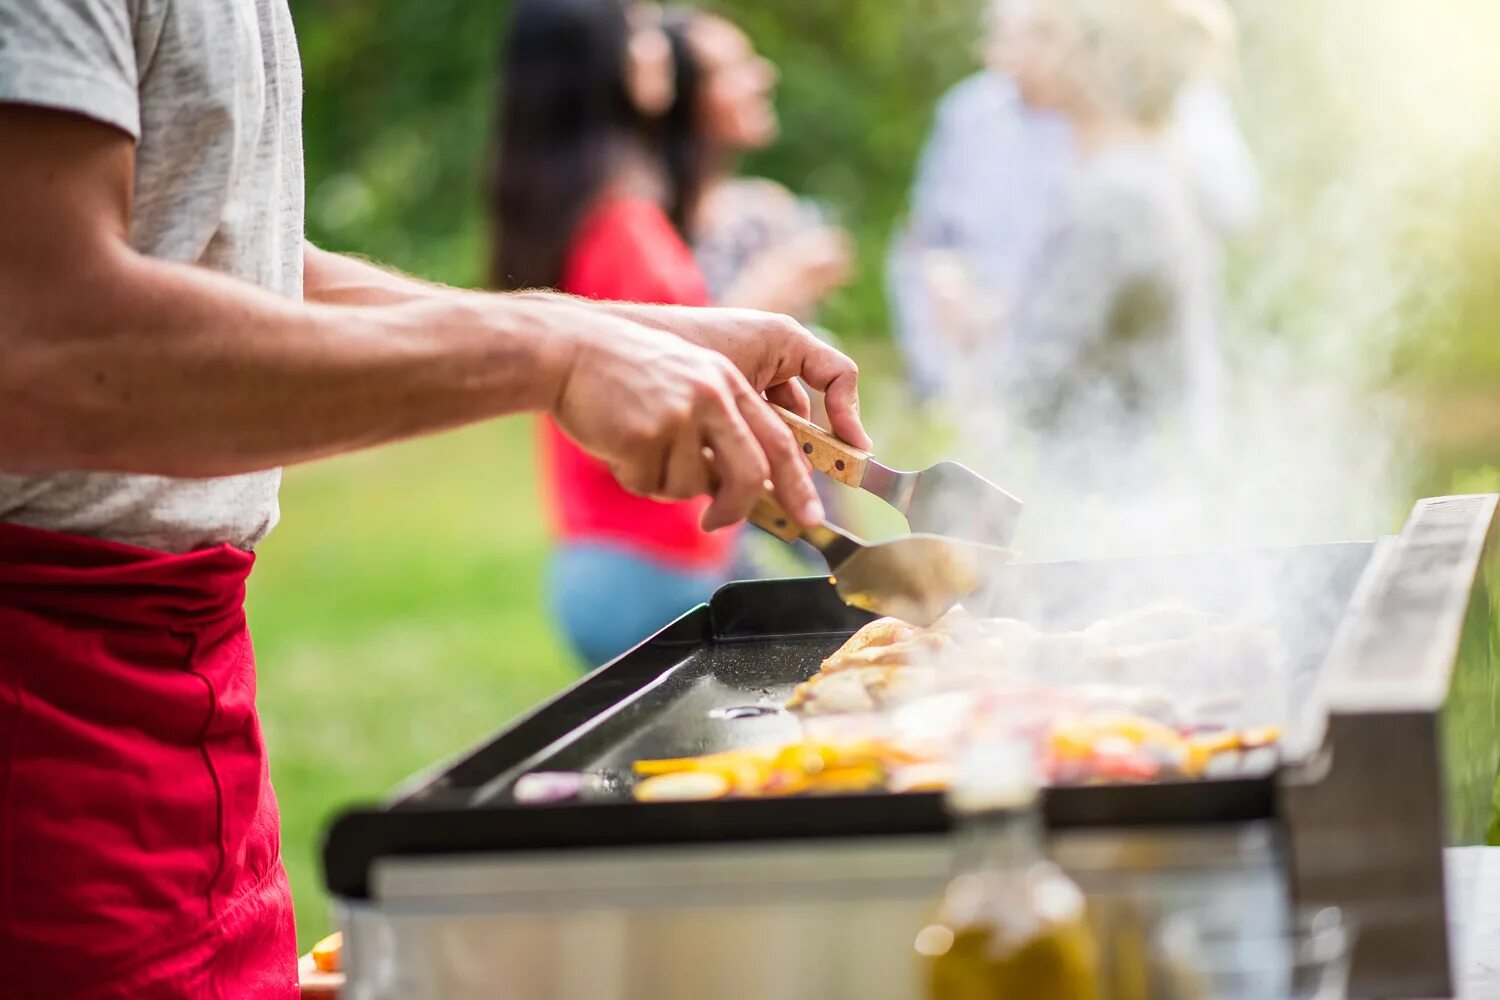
[298,270,869,530]
[549,298,871,450]
[0,104,869,513]
[547,304,831,531]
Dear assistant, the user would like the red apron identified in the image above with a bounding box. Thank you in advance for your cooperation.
[0,522,297,999]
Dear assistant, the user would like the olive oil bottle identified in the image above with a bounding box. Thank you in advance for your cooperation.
[916,741,1100,1000]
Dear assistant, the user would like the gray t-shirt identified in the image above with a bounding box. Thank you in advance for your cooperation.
[998,141,1221,442]
[0,0,303,552]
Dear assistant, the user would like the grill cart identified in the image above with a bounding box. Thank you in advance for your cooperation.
[323,495,1500,999]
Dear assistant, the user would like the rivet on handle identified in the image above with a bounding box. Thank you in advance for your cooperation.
[772,404,871,489]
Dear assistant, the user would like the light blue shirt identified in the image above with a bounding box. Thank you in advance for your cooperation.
[888,74,1070,396]
[889,72,1259,399]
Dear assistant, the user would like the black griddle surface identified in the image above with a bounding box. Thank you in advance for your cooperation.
[469,638,834,804]
[324,543,1374,900]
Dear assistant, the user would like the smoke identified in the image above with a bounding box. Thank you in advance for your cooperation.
[823,0,1500,746]
[897,0,1500,563]
[1205,0,1500,548]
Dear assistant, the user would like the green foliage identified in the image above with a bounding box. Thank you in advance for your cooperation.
[1451,465,1500,497]
[292,0,985,336]
[293,0,505,286]
[293,0,1500,374]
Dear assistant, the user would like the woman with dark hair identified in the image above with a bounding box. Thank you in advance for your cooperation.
[491,0,740,668]
[662,7,857,575]
[662,8,853,329]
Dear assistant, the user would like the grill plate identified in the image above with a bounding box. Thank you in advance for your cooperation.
[322,542,1373,899]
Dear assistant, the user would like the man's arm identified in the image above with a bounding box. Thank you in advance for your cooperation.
[303,242,453,306]
[303,248,872,451]
[0,106,856,528]
[561,298,869,450]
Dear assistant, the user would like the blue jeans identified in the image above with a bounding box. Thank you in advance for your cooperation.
[547,542,728,668]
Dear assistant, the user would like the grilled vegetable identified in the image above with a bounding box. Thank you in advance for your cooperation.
[634,770,733,802]
[311,932,342,974]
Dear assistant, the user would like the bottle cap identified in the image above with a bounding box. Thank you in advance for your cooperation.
[947,737,1041,814]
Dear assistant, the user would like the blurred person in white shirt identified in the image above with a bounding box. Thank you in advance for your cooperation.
[889,0,1257,402]
[898,0,1243,559]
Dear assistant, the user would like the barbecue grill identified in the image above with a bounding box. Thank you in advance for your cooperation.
[323,494,1500,999]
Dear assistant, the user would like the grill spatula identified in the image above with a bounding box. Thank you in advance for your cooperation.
[748,494,1012,627]
[775,406,1023,548]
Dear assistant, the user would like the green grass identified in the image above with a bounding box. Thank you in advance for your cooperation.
[247,417,578,947]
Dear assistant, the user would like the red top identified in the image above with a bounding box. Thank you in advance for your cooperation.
[539,197,739,570]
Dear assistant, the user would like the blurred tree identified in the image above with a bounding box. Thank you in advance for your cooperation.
[291,0,1500,377]
[294,0,506,288]
[291,0,984,339]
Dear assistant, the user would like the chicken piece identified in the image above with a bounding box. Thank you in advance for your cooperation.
[971,615,1042,644]
[788,667,884,714]
[796,610,1045,714]
[1081,601,1227,647]
[788,662,950,716]
[928,614,1040,669]
[311,932,343,974]
[826,617,917,661]
[1021,631,1122,682]
[829,614,1038,674]
[881,665,942,705]
[634,770,733,802]
[924,604,980,637]
[821,631,956,672]
[819,607,996,666]
[1109,623,1273,681]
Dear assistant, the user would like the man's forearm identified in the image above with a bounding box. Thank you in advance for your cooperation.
[512,291,870,450]
[0,105,863,526]
[302,242,457,307]
[0,245,575,476]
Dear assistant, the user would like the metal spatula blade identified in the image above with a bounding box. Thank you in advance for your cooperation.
[774,406,1023,548]
[861,459,1023,551]
[748,495,1012,627]
[830,534,991,626]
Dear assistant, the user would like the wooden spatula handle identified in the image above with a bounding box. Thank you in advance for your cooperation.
[773,405,870,487]
[748,493,862,573]
[748,493,804,543]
